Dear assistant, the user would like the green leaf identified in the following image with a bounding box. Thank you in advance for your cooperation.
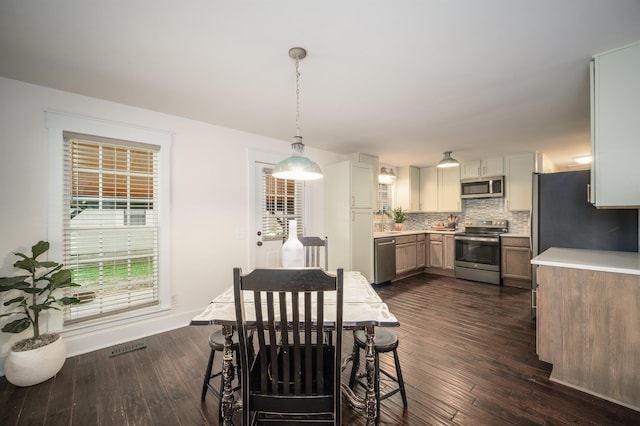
[13,258,35,273]
[31,241,50,259]
[22,287,41,294]
[35,261,59,268]
[0,275,30,291]
[50,269,72,288]
[2,317,31,334]
[59,297,81,305]
[3,296,26,306]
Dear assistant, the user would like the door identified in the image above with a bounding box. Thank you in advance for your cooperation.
[251,161,305,268]
[254,162,282,267]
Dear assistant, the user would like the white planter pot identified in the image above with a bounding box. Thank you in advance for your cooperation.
[5,335,67,387]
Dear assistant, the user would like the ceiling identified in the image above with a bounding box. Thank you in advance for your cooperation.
[2,1,640,170]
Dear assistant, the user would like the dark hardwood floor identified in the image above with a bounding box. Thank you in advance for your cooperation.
[2,273,640,425]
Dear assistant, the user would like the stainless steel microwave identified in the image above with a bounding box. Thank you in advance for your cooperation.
[460,176,504,199]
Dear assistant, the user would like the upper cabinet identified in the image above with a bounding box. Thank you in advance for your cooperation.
[419,166,461,212]
[395,166,420,211]
[349,152,379,207]
[504,152,534,211]
[350,162,375,209]
[460,157,503,179]
[590,41,640,208]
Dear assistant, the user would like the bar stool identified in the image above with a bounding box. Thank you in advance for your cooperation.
[348,328,408,420]
[200,329,241,420]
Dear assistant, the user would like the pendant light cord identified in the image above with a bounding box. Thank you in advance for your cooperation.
[295,57,301,138]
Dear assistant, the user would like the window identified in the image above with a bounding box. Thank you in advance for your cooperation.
[377,183,393,215]
[261,167,304,241]
[63,132,160,324]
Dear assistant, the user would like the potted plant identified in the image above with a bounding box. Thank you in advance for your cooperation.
[0,241,79,386]
[391,206,408,231]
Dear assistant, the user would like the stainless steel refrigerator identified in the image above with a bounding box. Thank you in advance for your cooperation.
[531,170,638,317]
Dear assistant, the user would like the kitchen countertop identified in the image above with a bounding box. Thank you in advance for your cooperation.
[374,229,459,238]
[531,247,640,275]
[501,233,530,238]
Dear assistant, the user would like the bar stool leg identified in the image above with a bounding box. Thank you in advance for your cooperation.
[374,349,381,424]
[348,341,360,389]
[393,348,408,407]
[201,349,216,401]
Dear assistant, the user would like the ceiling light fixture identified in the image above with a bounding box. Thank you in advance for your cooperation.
[437,151,459,168]
[272,47,323,181]
[378,167,397,184]
[574,155,592,165]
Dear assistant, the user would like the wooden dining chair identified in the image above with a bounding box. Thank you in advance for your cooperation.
[233,267,344,425]
[299,236,328,270]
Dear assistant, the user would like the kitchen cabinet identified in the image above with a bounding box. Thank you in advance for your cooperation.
[419,166,461,212]
[416,234,426,268]
[419,167,438,212]
[590,41,640,208]
[324,160,374,281]
[443,234,455,270]
[395,166,420,211]
[427,233,455,273]
[349,152,379,205]
[394,234,428,276]
[395,234,417,275]
[428,235,443,268]
[501,236,531,288]
[460,157,503,179]
[533,249,640,410]
[504,152,534,211]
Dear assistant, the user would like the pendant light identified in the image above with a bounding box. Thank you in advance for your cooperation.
[437,151,459,168]
[272,47,323,180]
[378,167,397,184]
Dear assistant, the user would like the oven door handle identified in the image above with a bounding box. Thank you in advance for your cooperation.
[454,235,499,243]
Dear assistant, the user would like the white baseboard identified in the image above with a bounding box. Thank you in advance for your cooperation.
[0,308,204,377]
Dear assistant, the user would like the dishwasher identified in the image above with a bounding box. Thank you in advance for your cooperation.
[374,237,396,284]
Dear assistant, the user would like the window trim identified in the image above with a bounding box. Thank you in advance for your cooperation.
[46,110,171,333]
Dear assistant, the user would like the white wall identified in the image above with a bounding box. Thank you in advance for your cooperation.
[0,77,343,368]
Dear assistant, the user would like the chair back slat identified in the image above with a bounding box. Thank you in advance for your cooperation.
[316,291,325,393]
[299,236,328,270]
[292,292,302,394]
[234,267,343,424]
[278,292,290,394]
[252,290,269,392]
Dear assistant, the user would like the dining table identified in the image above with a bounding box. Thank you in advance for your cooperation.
[190,269,400,425]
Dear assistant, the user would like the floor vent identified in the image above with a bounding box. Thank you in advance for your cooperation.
[109,341,147,358]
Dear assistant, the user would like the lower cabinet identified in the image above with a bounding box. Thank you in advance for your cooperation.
[416,234,426,268]
[426,233,456,275]
[428,234,443,268]
[395,234,425,276]
[443,234,455,270]
[501,236,532,288]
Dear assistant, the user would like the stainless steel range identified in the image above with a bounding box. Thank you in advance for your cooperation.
[454,219,508,285]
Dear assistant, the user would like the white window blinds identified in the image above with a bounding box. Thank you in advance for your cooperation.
[63,132,160,324]
[261,167,304,241]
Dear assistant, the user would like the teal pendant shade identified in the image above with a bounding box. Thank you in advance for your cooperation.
[437,151,459,168]
[273,137,323,180]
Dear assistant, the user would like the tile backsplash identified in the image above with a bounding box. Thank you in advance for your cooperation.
[374,198,530,234]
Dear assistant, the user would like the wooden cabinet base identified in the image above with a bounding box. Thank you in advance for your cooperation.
[536,265,640,411]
